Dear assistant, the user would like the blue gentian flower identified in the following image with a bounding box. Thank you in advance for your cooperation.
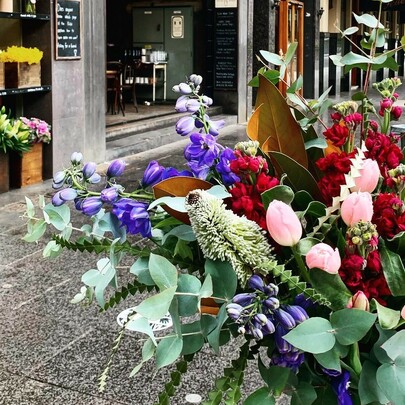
[112,199,151,237]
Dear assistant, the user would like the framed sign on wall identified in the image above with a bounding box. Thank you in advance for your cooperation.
[55,0,81,59]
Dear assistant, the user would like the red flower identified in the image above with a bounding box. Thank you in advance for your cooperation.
[339,254,364,290]
[391,106,403,120]
[323,123,350,147]
[373,193,405,238]
[256,172,279,193]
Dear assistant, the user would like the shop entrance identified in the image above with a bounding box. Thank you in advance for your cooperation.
[276,0,304,95]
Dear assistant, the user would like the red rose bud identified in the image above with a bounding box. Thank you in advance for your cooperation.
[347,291,370,311]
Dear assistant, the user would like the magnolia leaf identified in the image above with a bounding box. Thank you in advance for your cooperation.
[353,12,384,29]
[387,231,405,260]
[135,286,177,320]
[380,241,405,296]
[373,299,401,329]
[261,185,294,209]
[148,253,178,290]
[176,274,201,316]
[153,176,212,224]
[330,309,376,345]
[283,317,336,354]
[268,151,323,201]
[247,75,308,169]
[305,138,327,150]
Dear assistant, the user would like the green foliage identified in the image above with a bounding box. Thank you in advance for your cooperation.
[379,241,405,296]
[204,259,237,301]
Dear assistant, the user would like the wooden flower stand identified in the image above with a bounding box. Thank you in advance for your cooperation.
[0,63,4,90]
[10,143,43,188]
[0,152,10,193]
[4,62,41,88]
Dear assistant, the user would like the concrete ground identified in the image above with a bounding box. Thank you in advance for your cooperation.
[0,123,274,405]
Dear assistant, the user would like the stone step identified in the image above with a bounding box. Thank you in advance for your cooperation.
[106,105,223,143]
[106,114,238,161]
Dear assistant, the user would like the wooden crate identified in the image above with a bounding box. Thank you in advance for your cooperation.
[0,152,10,193]
[0,63,4,90]
[4,62,41,89]
[0,0,13,12]
[10,143,43,188]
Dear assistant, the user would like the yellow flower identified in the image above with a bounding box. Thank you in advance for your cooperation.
[0,46,43,64]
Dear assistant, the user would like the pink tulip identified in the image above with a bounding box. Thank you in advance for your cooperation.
[401,305,405,320]
[266,200,302,246]
[340,191,373,227]
[347,291,370,311]
[305,243,341,274]
[352,159,380,193]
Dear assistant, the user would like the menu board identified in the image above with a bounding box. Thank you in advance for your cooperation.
[55,0,81,59]
[214,9,238,89]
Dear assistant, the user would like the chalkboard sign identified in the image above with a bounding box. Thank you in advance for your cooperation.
[214,9,237,90]
[55,0,81,59]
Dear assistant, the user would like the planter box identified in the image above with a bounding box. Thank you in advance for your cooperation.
[0,63,4,90]
[10,143,43,188]
[5,62,41,89]
[0,153,9,193]
[0,0,13,12]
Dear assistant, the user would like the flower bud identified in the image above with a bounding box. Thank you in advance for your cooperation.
[202,95,213,106]
[263,297,280,311]
[275,308,296,329]
[101,187,119,203]
[81,197,103,216]
[252,328,264,340]
[178,82,193,95]
[175,116,195,136]
[237,326,246,334]
[189,74,203,85]
[283,305,309,324]
[264,283,279,297]
[274,327,293,353]
[391,105,403,120]
[347,291,370,311]
[53,171,65,184]
[226,303,243,321]
[262,319,276,335]
[306,243,341,274]
[175,95,189,112]
[107,159,126,178]
[254,313,268,326]
[82,162,97,179]
[87,173,101,184]
[341,191,374,226]
[52,191,65,206]
[248,274,264,291]
[208,118,225,136]
[71,152,83,165]
[60,188,78,201]
[74,198,84,211]
[232,293,255,307]
[141,160,164,187]
[266,200,302,246]
[186,99,201,113]
[351,158,380,193]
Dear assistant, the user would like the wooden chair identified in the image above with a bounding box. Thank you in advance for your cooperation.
[122,62,139,112]
[106,62,125,116]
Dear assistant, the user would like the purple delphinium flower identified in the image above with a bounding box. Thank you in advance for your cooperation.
[52,171,65,189]
[100,187,119,203]
[216,148,239,186]
[87,172,101,184]
[271,352,305,373]
[161,167,193,180]
[187,161,211,180]
[248,274,265,291]
[82,162,97,179]
[176,116,195,136]
[112,199,152,237]
[60,188,78,201]
[107,159,126,178]
[71,152,83,165]
[184,132,221,167]
[207,118,225,136]
[82,197,103,216]
[52,191,65,206]
[175,95,189,112]
[141,161,164,187]
[185,99,201,113]
[330,371,353,405]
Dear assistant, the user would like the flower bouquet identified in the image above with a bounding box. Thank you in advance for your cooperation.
[20,116,51,145]
[0,106,31,154]
[23,3,405,404]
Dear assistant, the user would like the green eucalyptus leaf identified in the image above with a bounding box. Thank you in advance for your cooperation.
[376,363,405,405]
[181,321,204,355]
[204,259,237,301]
[156,335,183,369]
[162,224,196,244]
[381,330,405,363]
[244,387,275,405]
[330,308,376,345]
[295,237,322,255]
[176,274,201,316]
[285,42,298,65]
[373,299,401,329]
[329,55,344,67]
[283,317,336,354]
[342,26,359,36]
[23,219,46,242]
[372,324,396,364]
[42,240,62,258]
[135,286,177,320]
[24,196,35,218]
[359,360,389,405]
[287,76,303,94]
[314,344,341,372]
[43,203,70,231]
[291,381,317,405]
[353,12,384,28]
[259,50,283,66]
[261,185,294,210]
[126,316,157,346]
[258,360,291,394]
[199,274,213,299]
[149,253,178,290]
[341,52,372,65]
[130,257,155,286]
[207,304,228,354]
[309,269,352,311]
[380,241,405,296]
[81,269,100,287]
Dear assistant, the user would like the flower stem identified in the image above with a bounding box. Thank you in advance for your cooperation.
[292,245,311,284]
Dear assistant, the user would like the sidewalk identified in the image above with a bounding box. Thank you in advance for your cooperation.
[0,123,272,405]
